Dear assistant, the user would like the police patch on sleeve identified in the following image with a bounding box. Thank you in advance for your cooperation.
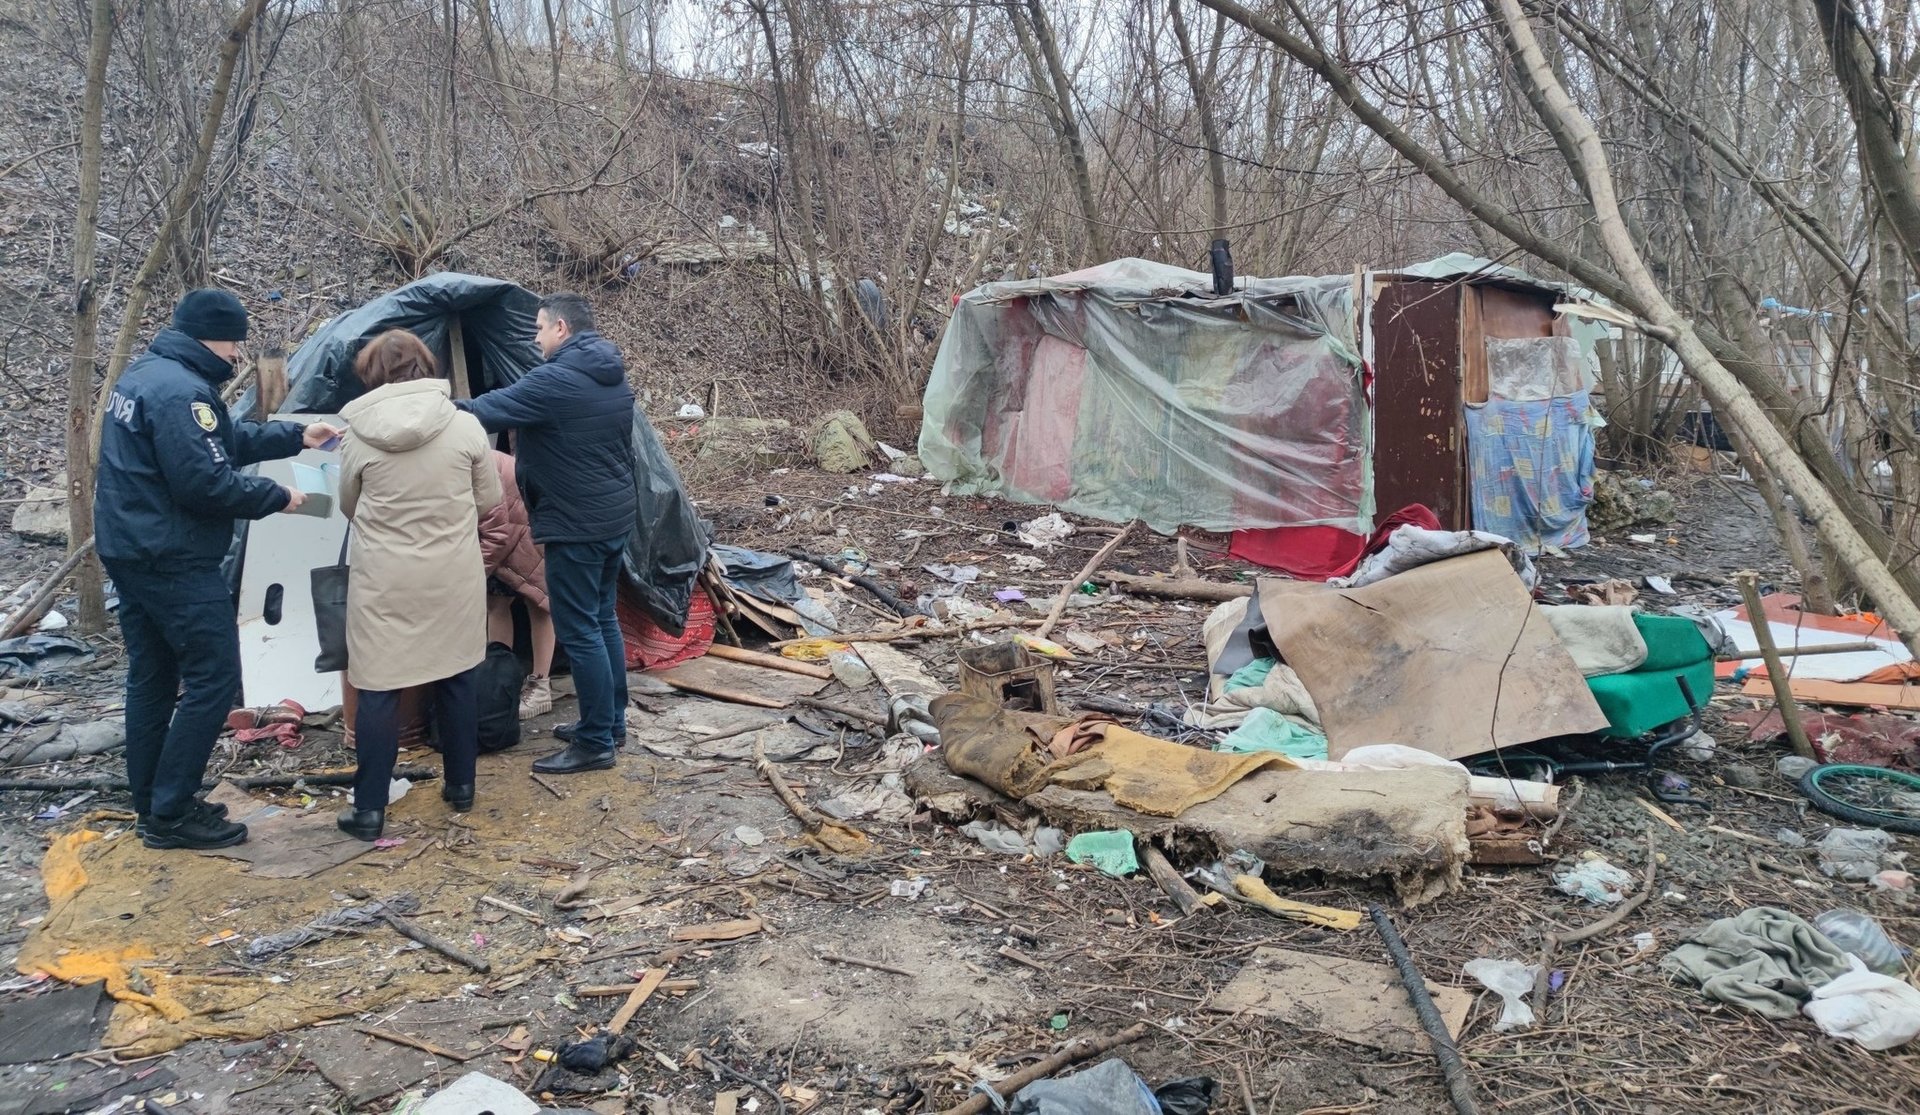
[191,401,218,432]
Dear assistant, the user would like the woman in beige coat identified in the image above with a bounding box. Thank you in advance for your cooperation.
[335,329,502,840]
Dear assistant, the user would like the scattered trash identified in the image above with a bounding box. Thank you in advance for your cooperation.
[1776,755,1819,781]
[676,402,706,418]
[1874,870,1914,891]
[827,647,876,690]
[1152,1076,1221,1115]
[1631,931,1658,955]
[0,979,112,1065]
[1813,909,1906,975]
[1065,830,1139,877]
[959,820,1064,857]
[1776,828,1808,848]
[0,633,95,680]
[732,825,766,847]
[1463,957,1540,1031]
[1676,729,1717,762]
[1802,957,1920,1050]
[1644,575,1676,595]
[1216,706,1328,760]
[995,587,1027,603]
[1817,828,1899,881]
[388,778,412,805]
[1661,906,1853,1019]
[891,877,929,900]
[1016,512,1076,549]
[1554,852,1637,905]
[924,562,981,584]
[557,1030,637,1072]
[1568,577,1638,606]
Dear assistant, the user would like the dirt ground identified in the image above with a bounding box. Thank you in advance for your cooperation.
[2,464,1918,1115]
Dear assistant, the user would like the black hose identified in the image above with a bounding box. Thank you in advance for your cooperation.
[1368,904,1482,1115]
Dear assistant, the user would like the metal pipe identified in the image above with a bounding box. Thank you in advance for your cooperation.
[1368,904,1482,1115]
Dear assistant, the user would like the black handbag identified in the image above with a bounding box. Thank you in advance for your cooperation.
[311,527,351,672]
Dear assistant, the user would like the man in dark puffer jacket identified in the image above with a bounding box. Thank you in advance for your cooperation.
[459,293,637,773]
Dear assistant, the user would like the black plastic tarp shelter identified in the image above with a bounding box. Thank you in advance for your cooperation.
[233,272,706,633]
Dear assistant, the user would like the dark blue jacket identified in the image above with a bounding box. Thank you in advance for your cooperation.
[458,331,637,544]
[95,329,304,568]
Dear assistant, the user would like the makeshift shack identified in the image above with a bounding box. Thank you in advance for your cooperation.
[228,273,706,707]
[919,254,1605,574]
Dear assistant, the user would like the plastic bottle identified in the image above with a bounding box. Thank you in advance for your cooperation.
[1814,908,1906,975]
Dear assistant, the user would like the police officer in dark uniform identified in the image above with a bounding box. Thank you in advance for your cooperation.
[95,289,340,850]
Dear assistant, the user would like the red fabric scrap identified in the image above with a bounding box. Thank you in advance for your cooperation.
[617,583,716,671]
[1227,504,1443,579]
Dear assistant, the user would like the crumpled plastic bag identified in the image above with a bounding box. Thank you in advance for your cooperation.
[1803,957,1920,1050]
[1464,958,1541,1031]
[1818,828,1899,881]
[1554,853,1637,904]
[1009,1058,1158,1114]
[1065,830,1138,877]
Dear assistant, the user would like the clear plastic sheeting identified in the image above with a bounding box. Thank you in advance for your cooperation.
[1487,336,1593,401]
[919,258,1370,534]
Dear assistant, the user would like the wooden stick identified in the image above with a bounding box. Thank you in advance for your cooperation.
[1141,846,1205,916]
[1530,827,1656,1019]
[478,895,544,924]
[446,316,472,400]
[1097,570,1252,602]
[818,952,916,977]
[530,773,567,799]
[573,979,699,997]
[1735,571,1816,760]
[382,913,491,972]
[609,968,668,1032]
[995,945,1047,973]
[0,537,96,641]
[1719,640,1883,661]
[786,550,923,617]
[769,618,1040,649]
[356,1026,472,1062]
[661,675,789,709]
[704,643,833,680]
[793,696,887,727]
[936,1023,1151,1115]
[1036,520,1136,639]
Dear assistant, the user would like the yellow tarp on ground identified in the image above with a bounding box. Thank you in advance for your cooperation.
[15,752,667,1055]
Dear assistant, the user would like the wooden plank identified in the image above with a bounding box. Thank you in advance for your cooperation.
[650,655,828,708]
[704,643,833,680]
[1740,675,1920,711]
[447,316,472,400]
[609,968,668,1032]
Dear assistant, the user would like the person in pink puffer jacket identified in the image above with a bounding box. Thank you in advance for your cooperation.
[478,450,557,718]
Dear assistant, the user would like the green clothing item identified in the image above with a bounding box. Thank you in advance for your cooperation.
[1660,906,1851,1019]
[1065,830,1139,877]
[1217,706,1329,760]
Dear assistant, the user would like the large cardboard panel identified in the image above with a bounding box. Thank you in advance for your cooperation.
[1259,550,1607,759]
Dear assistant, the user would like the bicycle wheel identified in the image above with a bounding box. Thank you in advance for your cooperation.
[1798,764,1920,836]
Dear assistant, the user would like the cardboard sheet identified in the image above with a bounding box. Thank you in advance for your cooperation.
[1739,675,1920,712]
[1259,549,1607,760]
[1207,945,1472,1054]
[196,783,377,878]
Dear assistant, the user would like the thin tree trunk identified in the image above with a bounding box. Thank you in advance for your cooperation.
[1007,1,1108,261]
[1484,0,1920,647]
[89,0,269,464]
[66,0,114,635]
[1810,0,1920,287]
[1169,0,1229,236]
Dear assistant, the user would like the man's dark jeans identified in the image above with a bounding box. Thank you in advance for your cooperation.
[103,560,240,820]
[545,537,628,754]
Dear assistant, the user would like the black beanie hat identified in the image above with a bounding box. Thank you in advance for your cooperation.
[172,289,249,342]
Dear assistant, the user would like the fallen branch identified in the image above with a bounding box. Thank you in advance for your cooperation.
[1141,845,1206,917]
[1529,827,1656,1020]
[478,895,544,924]
[229,765,438,789]
[818,952,916,977]
[705,643,833,680]
[383,912,491,972]
[793,696,887,727]
[1096,570,1252,602]
[1036,520,1136,639]
[355,1026,473,1063]
[753,734,871,854]
[787,550,925,617]
[0,538,95,641]
[936,1022,1151,1115]
[769,618,1040,649]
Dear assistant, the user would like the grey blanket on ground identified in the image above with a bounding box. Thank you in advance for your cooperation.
[1660,906,1852,1019]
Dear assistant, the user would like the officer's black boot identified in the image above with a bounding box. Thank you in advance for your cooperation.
[134,797,230,839]
[336,807,385,841]
[144,809,247,850]
[441,782,474,812]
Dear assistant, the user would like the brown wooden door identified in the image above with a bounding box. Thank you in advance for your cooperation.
[1371,281,1467,529]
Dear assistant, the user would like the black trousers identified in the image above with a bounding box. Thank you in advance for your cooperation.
[103,560,240,820]
[353,665,479,811]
